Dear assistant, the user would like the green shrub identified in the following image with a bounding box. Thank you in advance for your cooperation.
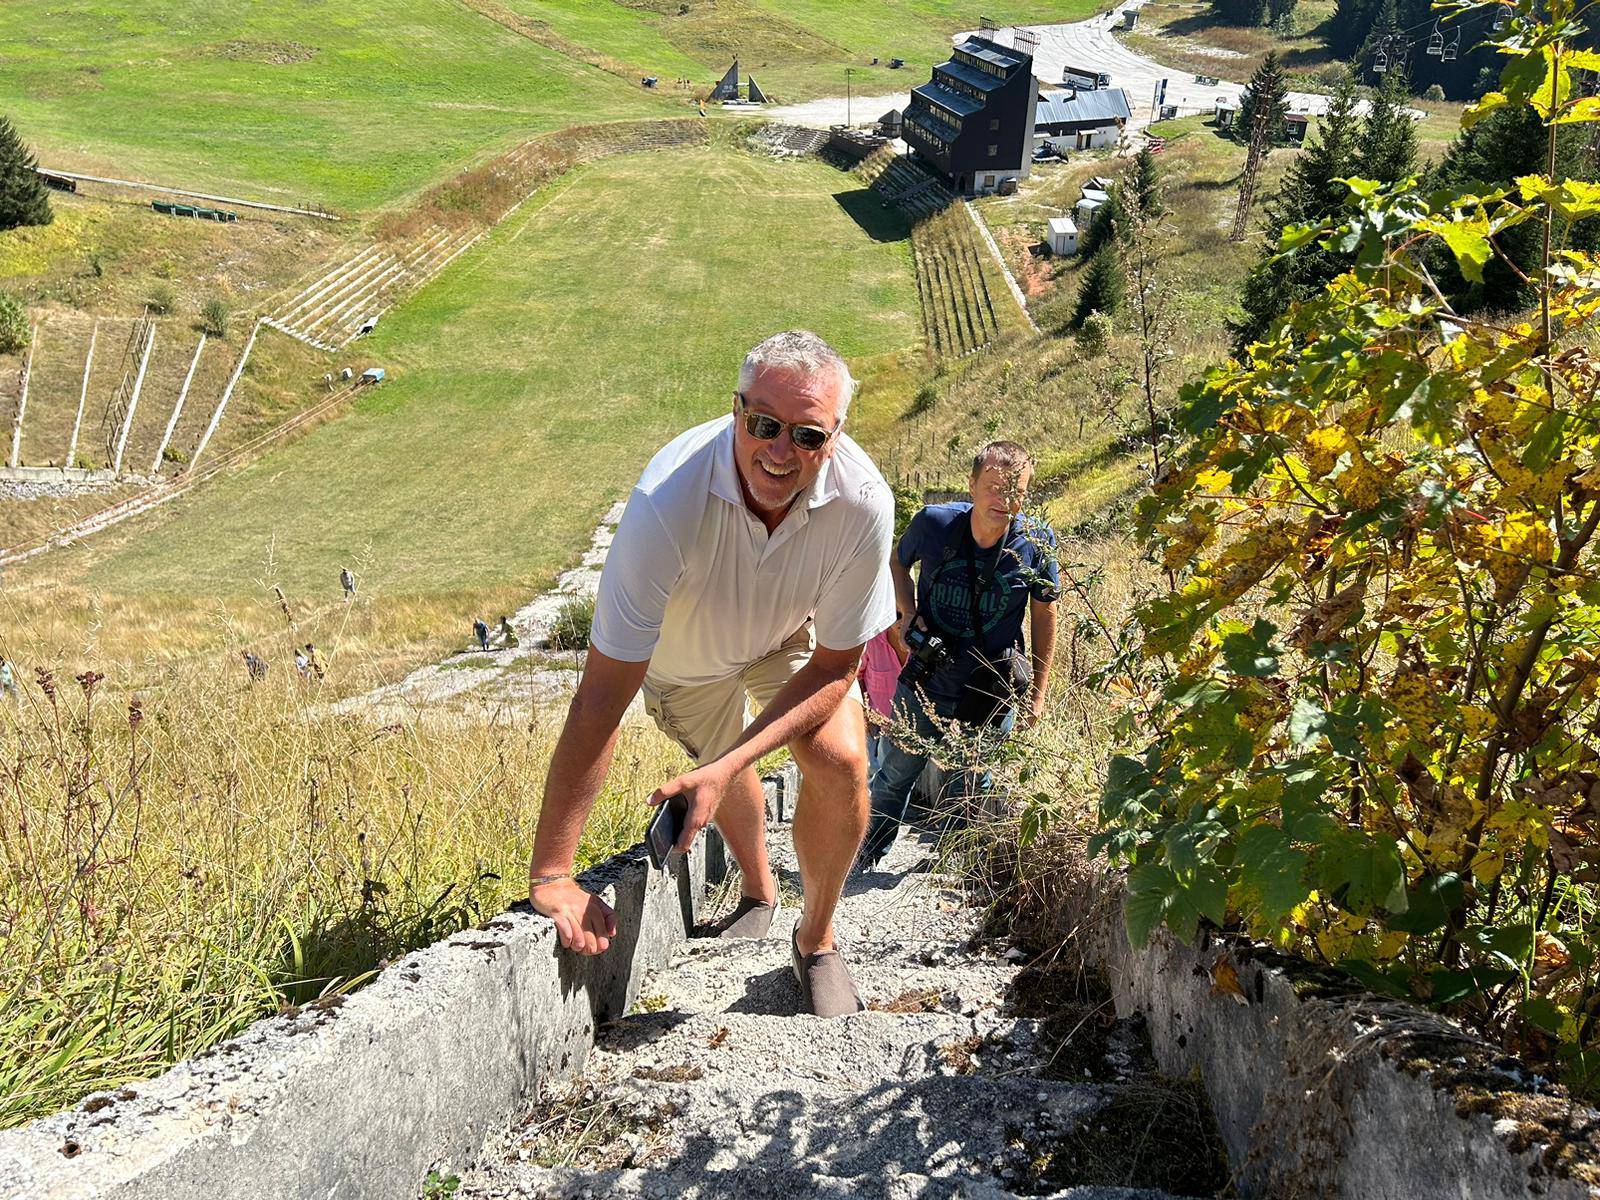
[1423,83,1446,102]
[1076,311,1113,356]
[199,297,229,338]
[147,283,176,316]
[547,596,595,651]
[1096,0,1600,1097]
[0,292,27,355]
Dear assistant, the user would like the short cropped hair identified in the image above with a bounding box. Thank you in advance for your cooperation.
[738,330,856,419]
[971,440,1033,478]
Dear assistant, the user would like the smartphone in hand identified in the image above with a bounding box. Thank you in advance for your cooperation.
[645,794,688,870]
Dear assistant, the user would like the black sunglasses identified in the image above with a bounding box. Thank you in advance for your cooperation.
[736,393,839,453]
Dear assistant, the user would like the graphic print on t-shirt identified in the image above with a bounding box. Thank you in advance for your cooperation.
[924,553,1012,639]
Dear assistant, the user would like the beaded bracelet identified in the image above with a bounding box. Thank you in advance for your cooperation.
[529,872,573,887]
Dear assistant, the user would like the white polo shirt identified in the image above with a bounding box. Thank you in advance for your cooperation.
[591,415,896,687]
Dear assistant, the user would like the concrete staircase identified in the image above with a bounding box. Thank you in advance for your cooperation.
[263,224,481,351]
[458,831,1212,1200]
[871,156,957,221]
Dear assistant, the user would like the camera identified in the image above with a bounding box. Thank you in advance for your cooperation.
[899,621,953,689]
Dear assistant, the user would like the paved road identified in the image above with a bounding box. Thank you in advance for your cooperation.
[764,91,913,129]
[959,1,1342,127]
[768,2,1345,134]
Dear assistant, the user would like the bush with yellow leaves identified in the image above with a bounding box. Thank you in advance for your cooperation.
[1093,0,1600,1097]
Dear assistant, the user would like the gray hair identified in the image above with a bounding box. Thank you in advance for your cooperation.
[738,330,856,419]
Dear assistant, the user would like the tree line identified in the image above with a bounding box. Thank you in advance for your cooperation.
[1231,54,1600,350]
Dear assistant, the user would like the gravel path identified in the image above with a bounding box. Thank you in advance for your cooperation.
[459,824,1209,1199]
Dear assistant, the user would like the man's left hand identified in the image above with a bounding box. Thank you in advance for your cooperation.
[649,760,734,852]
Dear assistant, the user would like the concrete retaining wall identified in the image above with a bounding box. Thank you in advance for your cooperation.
[0,768,798,1200]
[1096,899,1600,1199]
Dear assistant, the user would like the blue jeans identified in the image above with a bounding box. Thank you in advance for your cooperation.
[861,682,1015,864]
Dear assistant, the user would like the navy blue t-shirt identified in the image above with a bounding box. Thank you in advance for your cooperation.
[899,502,1061,704]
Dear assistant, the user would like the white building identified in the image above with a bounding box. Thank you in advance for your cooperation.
[1047,215,1079,255]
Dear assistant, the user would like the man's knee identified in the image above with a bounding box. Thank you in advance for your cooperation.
[791,699,868,783]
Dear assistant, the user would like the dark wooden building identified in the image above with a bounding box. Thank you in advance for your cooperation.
[902,35,1038,196]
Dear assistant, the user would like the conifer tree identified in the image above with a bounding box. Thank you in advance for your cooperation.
[1210,0,1270,25]
[1327,0,1376,57]
[1072,245,1125,327]
[1356,68,1417,183]
[1229,75,1364,350]
[1128,144,1165,219]
[1236,54,1290,149]
[1429,104,1600,311]
[0,115,52,232]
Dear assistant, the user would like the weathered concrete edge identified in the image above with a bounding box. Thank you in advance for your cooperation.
[1085,886,1600,1199]
[0,767,796,1200]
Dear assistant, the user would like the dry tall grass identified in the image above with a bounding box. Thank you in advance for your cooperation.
[0,629,682,1128]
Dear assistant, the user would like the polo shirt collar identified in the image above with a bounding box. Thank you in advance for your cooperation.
[709,418,842,514]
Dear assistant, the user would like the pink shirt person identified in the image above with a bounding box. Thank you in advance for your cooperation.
[859,627,904,725]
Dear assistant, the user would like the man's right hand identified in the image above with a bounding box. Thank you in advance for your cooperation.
[896,612,916,648]
[529,877,617,955]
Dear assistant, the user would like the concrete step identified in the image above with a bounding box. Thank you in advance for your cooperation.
[653,933,1016,1015]
[461,1161,1199,1199]
[590,1008,1048,1091]
[470,1075,1114,1196]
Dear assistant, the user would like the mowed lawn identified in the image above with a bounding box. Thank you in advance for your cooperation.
[68,146,918,599]
[0,0,669,212]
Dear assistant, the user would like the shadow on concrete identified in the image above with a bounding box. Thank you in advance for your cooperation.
[595,1009,694,1052]
[726,964,803,1016]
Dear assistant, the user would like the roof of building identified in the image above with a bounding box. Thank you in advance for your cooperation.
[904,105,958,142]
[914,81,984,119]
[1048,215,1078,233]
[935,58,1008,93]
[1036,88,1133,126]
[1075,195,1108,211]
[954,37,1027,69]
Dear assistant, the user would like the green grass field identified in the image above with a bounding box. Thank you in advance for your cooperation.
[55,145,918,603]
[500,0,1107,102]
[0,0,670,213]
[0,0,1107,215]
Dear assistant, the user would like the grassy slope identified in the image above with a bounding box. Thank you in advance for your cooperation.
[0,0,671,212]
[56,145,917,602]
[495,0,1108,102]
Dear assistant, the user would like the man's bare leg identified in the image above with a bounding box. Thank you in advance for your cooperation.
[789,696,870,955]
[711,765,777,903]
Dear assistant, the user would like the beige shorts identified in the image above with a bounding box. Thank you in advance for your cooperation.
[641,623,863,765]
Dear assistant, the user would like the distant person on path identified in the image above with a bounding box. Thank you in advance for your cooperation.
[527,330,894,1017]
[294,648,311,680]
[498,616,519,650]
[473,618,490,652]
[859,621,907,776]
[304,643,325,682]
[340,566,357,600]
[241,650,269,683]
[0,656,16,704]
[858,442,1059,870]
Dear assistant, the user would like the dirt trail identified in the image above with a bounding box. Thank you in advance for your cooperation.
[332,503,625,719]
